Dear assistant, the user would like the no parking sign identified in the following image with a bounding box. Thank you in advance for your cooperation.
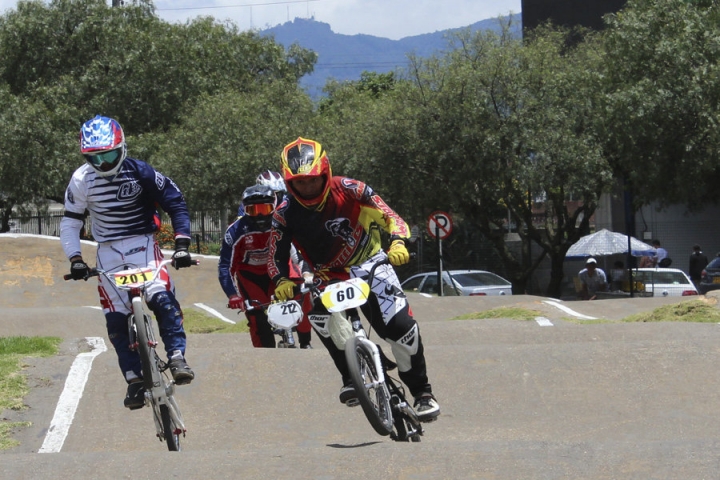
[427,211,453,240]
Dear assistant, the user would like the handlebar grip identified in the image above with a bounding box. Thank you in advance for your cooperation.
[64,269,99,281]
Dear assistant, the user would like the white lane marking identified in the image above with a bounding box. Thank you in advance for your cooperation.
[535,316,554,326]
[39,337,107,453]
[194,302,236,324]
[542,300,597,320]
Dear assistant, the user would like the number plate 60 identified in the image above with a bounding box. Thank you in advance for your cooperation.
[321,278,370,312]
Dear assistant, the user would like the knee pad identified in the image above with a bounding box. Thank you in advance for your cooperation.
[147,291,182,323]
[385,323,420,372]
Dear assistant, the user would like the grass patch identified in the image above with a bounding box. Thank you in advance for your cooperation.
[622,299,720,323]
[0,422,31,450]
[452,306,543,321]
[183,307,250,334]
[0,336,61,450]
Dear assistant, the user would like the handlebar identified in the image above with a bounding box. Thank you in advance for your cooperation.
[286,255,395,300]
[64,257,198,282]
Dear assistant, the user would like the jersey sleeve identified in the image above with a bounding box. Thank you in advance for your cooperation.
[268,206,292,282]
[138,162,191,238]
[353,179,410,241]
[59,169,88,260]
[218,221,240,298]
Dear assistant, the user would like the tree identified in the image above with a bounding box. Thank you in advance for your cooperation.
[0,0,317,229]
[601,0,720,210]
[0,0,317,135]
[0,86,77,232]
[150,81,315,212]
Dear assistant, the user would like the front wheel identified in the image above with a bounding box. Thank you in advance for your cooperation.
[160,404,181,451]
[345,336,393,436]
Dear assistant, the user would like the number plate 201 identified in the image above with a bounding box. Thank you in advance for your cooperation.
[113,268,153,287]
[320,278,370,312]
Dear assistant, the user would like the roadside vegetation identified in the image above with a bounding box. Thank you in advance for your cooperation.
[0,336,61,450]
[622,299,720,323]
[183,308,250,334]
[454,307,544,321]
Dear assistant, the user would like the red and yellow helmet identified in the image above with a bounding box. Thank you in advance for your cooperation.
[280,137,332,208]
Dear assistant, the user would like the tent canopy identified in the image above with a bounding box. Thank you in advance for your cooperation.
[566,229,655,259]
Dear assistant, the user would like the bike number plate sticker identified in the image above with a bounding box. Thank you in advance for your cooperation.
[114,268,153,287]
[321,278,370,312]
[267,301,303,329]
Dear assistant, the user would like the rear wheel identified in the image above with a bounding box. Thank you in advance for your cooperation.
[345,336,393,436]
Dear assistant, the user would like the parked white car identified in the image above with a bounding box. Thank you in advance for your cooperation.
[401,270,513,296]
[631,268,698,297]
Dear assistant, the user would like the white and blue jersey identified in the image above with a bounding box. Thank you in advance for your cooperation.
[60,157,191,259]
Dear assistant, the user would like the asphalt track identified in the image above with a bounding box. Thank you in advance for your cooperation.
[2,234,720,479]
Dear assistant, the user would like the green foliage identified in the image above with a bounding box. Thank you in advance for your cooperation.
[152,82,314,211]
[453,306,543,321]
[0,88,77,231]
[601,0,720,209]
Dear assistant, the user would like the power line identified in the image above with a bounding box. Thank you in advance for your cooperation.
[157,0,321,12]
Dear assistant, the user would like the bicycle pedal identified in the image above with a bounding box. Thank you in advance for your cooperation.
[345,398,360,408]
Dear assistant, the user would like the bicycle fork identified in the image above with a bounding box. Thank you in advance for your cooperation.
[349,311,386,388]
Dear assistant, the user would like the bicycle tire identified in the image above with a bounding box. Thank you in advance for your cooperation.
[160,404,181,451]
[345,336,393,436]
[132,303,156,392]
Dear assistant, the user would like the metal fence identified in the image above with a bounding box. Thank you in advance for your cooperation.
[9,210,714,295]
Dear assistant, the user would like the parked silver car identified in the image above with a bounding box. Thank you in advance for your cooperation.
[401,270,513,296]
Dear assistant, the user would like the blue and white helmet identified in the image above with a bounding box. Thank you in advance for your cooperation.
[79,115,127,177]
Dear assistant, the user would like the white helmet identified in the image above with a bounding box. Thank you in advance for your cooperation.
[256,170,286,193]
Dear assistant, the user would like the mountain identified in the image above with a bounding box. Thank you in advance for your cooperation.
[260,15,522,98]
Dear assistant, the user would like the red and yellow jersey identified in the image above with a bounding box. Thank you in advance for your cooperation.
[268,176,409,281]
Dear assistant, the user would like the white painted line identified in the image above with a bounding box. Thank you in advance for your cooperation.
[194,302,236,324]
[535,316,554,326]
[542,300,597,320]
[38,337,107,453]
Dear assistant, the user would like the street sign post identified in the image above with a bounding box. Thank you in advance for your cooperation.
[427,211,453,296]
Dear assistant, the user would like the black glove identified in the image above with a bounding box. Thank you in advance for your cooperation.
[171,237,193,269]
[70,259,90,280]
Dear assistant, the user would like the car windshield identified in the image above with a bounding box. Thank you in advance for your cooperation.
[451,272,511,287]
[633,271,690,285]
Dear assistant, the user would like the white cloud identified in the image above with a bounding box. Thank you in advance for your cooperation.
[0,0,520,40]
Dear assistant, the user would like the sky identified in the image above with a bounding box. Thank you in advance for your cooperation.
[0,0,521,40]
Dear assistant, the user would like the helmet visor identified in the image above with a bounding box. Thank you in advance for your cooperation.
[84,148,121,171]
[244,203,274,216]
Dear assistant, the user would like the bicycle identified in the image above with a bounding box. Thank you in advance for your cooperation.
[65,258,194,451]
[268,258,424,442]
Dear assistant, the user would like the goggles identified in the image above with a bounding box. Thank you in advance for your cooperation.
[243,203,274,216]
[84,148,121,168]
